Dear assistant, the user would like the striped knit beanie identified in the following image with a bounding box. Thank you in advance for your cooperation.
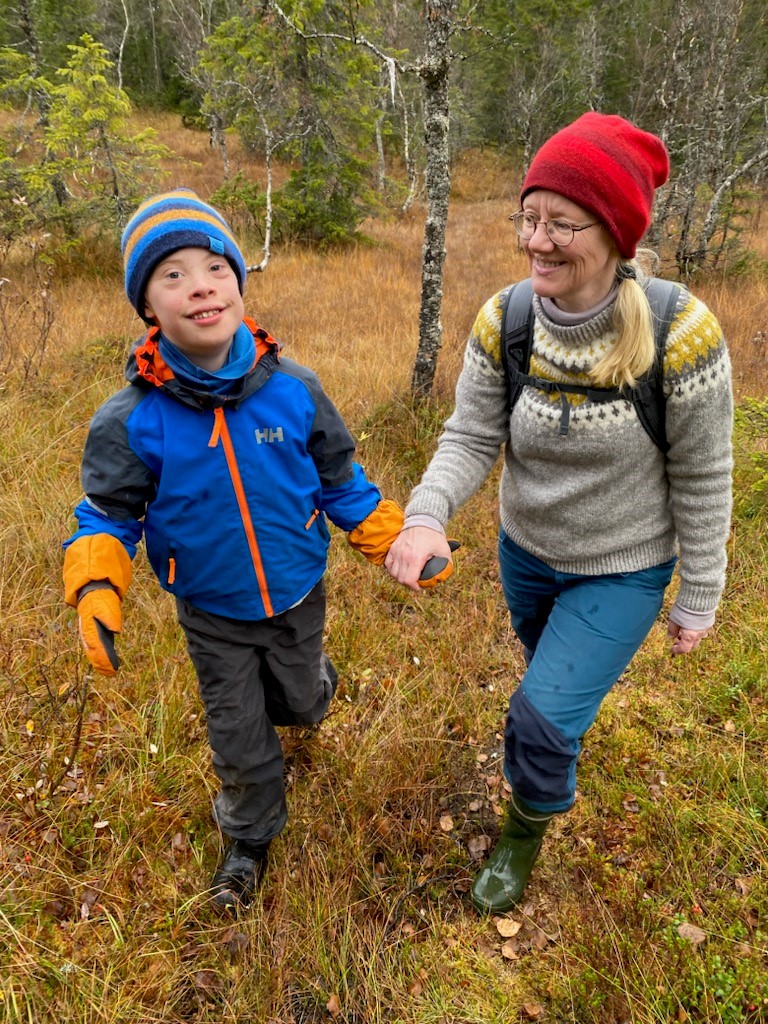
[520,112,669,258]
[121,188,247,321]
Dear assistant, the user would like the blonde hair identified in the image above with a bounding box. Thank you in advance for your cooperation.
[591,258,656,389]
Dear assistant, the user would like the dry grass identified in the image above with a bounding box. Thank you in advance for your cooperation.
[1,116,766,1023]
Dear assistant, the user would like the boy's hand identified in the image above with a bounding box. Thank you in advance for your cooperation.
[77,587,122,675]
[63,533,131,673]
[347,499,404,564]
[63,533,132,606]
[418,540,460,588]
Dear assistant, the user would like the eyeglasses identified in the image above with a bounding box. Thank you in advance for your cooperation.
[509,211,599,247]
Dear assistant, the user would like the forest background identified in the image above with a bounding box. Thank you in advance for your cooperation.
[0,0,767,1022]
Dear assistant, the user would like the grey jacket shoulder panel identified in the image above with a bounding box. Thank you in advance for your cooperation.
[81,385,156,521]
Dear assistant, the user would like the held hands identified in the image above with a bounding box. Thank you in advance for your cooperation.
[384,526,455,593]
[667,620,709,656]
[347,502,456,589]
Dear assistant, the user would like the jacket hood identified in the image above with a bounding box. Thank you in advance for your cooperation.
[125,316,280,409]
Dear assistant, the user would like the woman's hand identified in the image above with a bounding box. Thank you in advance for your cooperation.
[667,621,709,655]
[384,526,452,593]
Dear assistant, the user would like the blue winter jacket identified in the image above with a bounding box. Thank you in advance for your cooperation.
[65,319,381,619]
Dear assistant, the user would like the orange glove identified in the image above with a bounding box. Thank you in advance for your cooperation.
[347,499,405,565]
[63,534,132,606]
[418,540,460,589]
[63,534,132,675]
[77,586,122,675]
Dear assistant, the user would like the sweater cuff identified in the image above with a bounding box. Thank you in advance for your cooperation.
[669,602,716,631]
[402,514,445,535]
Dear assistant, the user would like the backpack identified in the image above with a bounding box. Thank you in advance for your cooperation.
[500,277,682,453]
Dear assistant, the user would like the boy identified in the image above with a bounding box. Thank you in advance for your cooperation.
[63,188,408,912]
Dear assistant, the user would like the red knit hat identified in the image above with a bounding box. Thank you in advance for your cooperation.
[520,112,670,258]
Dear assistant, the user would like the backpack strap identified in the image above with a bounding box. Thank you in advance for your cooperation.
[500,279,535,411]
[632,278,682,455]
[500,276,682,452]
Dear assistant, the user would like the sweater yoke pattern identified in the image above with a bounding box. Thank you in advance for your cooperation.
[465,285,730,438]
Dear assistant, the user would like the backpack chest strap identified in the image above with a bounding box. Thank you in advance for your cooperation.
[513,369,622,435]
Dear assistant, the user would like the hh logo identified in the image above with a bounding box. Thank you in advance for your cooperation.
[255,426,285,444]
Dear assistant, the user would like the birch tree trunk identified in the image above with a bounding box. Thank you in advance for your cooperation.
[410,0,456,398]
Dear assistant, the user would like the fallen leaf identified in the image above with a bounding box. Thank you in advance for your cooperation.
[81,887,99,909]
[468,835,491,860]
[131,865,148,890]
[724,719,736,733]
[93,820,110,830]
[677,922,706,945]
[171,832,188,853]
[500,939,519,960]
[222,927,249,955]
[495,917,522,938]
[44,897,72,920]
[25,720,35,736]
[193,970,224,998]
[439,814,454,832]
[408,979,423,997]
[523,1003,545,1019]
[326,993,341,1017]
[734,877,751,896]
[622,795,640,813]
[468,800,483,812]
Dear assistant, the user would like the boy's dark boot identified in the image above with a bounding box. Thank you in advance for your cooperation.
[470,793,552,914]
[209,839,269,913]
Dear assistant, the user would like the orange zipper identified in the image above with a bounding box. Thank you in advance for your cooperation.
[209,407,274,617]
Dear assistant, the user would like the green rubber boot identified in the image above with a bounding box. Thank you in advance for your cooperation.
[470,793,552,914]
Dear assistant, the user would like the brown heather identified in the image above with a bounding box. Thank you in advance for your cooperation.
[0,117,766,1023]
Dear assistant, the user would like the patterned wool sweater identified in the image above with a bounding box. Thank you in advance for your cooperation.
[406,283,733,614]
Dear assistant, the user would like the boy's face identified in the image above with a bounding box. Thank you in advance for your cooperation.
[143,246,245,370]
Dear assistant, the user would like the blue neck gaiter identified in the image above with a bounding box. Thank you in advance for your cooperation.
[158,321,256,395]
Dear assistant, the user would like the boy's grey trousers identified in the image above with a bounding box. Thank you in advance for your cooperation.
[176,580,337,847]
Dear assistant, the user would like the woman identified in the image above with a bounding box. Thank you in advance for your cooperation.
[384,112,733,914]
